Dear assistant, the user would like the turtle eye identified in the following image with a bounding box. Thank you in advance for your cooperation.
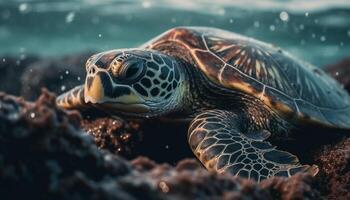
[110,59,121,77]
[121,62,144,82]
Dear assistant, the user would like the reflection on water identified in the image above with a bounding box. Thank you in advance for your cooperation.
[0,0,349,67]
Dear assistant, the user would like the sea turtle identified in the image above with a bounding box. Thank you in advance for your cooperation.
[57,27,350,181]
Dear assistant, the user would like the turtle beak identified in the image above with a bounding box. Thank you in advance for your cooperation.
[84,71,149,113]
[84,71,110,104]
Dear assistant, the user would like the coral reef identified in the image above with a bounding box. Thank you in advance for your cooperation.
[81,117,143,158]
[315,138,350,200]
[0,90,324,200]
[0,90,131,199]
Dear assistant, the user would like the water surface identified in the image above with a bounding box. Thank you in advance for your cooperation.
[0,0,349,67]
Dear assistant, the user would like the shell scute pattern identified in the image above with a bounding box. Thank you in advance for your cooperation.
[146,27,350,128]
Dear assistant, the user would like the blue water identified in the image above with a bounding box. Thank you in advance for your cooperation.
[0,0,349,67]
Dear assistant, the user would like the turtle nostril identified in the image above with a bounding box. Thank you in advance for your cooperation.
[88,66,97,75]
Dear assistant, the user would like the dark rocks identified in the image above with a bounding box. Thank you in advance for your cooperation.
[81,117,143,158]
[0,52,93,100]
[315,138,350,200]
[127,157,270,200]
[260,174,321,200]
[0,90,326,200]
[21,52,93,100]
[0,90,131,199]
[0,55,38,95]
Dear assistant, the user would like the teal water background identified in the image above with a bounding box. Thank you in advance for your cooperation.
[0,0,349,67]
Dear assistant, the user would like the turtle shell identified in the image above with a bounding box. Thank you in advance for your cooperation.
[145,27,350,129]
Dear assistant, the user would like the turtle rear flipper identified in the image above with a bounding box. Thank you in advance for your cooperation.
[56,85,87,109]
[187,109,319,182]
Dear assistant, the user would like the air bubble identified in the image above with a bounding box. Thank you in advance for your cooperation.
[279,11,289,22]
[104,154,113,161]
[218,8,225,16]
[65,70,69,75]
[65,12,75,24]
[142,1,151,8]
[20,54,26,60]
[98,34,102,38]
[269,25,275,31]
[30,112,36,118]
[61,85,66,91]
[19,3,29,13]
[320,36,326,42]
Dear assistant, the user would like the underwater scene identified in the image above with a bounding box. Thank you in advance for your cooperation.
[0,0,349,199]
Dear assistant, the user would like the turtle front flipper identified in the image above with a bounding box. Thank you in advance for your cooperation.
[188,109,318,182]
[56,85,87,109]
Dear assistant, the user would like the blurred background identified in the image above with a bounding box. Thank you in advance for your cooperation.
[0,0,349,67]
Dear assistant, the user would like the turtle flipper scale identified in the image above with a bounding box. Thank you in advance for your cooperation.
[188,109,318,182]
[56,85,87,109]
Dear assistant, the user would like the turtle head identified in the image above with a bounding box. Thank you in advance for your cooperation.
[84,49,185,117]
